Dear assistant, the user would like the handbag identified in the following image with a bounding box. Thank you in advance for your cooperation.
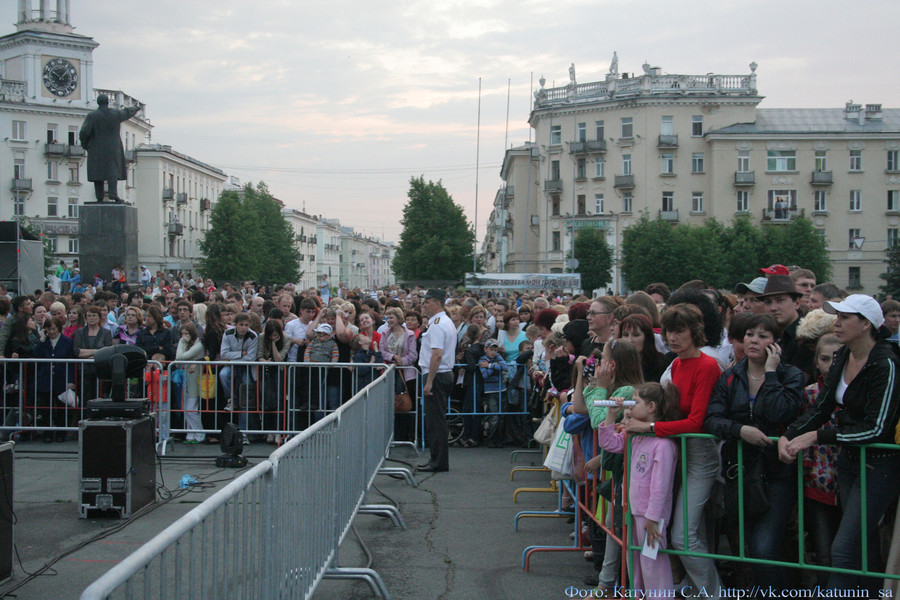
[394,375,413,412]
[722,442,770,521]
[533,403,559,446]
[200,360,217,400]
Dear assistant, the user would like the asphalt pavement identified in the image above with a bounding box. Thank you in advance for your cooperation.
[1,438,590,600]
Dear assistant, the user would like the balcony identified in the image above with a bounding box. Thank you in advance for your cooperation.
[658,134,679,148]
[614,174,635,189]
[762,207,804,222]
[167,223,183,236]
[162,188,174,201]
[569,140,607,154]
[310,236,317,243]
[124,150,136,163]
[45,143,66,156]
[734,171,755,186]
[659,209,679,222]
[176,192,188,204]
[200,198,211,211]
[544,179,563,192]
[11,178,31,191]
[66,145,85,158]
[505,186,515,198]
[810,170,833,186]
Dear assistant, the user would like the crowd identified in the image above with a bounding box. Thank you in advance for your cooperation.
[0,263,898,594]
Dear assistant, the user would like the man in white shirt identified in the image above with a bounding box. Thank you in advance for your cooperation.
[285,298,319,361]
[417,289,457,472]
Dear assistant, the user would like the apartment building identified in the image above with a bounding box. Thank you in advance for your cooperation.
[281,207,318,291]
[487,58,900,293]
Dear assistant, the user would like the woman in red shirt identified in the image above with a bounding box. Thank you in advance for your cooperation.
[625,303,723,596]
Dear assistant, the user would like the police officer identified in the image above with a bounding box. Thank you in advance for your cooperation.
[418,289,456,472]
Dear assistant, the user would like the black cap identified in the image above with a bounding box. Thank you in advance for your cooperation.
[424,288,446,303]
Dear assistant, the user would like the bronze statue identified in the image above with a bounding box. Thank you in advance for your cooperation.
[79,94,139,203]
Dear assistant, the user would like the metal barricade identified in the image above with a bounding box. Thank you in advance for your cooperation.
[0,357,160,441]
[80,366,405,600]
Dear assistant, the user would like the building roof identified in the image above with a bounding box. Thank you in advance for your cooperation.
[137,144,226,176]
[709,108,900,135]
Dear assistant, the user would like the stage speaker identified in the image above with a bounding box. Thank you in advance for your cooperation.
[0,442,13,583]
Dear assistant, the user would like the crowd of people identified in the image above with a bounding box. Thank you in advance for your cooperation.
[0,264,898,594]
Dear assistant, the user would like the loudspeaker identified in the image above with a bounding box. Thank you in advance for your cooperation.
[79,417,155,518]
[0,442,13,583]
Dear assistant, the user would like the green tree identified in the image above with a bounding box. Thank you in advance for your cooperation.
[571,227,614,293]
[392,176,474,281]
[880,243,900,299]
[199,183,301,283]
[620,212,684,290]
[761,217,832,282]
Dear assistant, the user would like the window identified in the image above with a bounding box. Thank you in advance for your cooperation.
[551,195,560,216]
[577,122,586,142]
[815,150,828,172]
[11,121,25,141]
[691,115,703,137]
[890,229,900,249]
[622,154,632,175]
[849,149,862,171]
[850,190,862,212]
[767,189,797,211]
[13,158,25,179]
[47,161,58,181]
[68,238,79,254]
[13,197,24,217]
[622,193,632,213]
[661,116,674,136]
[848,229,862,249]
[889,150,900,172]
[814,190,827,213]
[550,125,561,146]
[47,196,58,217]
[848,266,861,289]
[737,150,750,172]
[594,194,604,214]
[662,191,674,212]
[68,198,79,218]
[67,126,77,145]
[594,120,604,141]
[552,231,561,251]
[577,195,586,215]
[692,153,704,173]
[692,192,704,213]
[594,158,605,178]
[660,153,674,174]
[736,190,749,212]
[68,163,79,183]
[767,150,796,172]
[46,123,58,144]
[576,158,586,180]
[550,160,560,180]
[890,190,900,212]
[621,117,633,139]
[46,236,57,253]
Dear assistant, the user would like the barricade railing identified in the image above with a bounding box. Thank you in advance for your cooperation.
[0,357,161,440]
[618,433,900,591]
[80,366,404,600]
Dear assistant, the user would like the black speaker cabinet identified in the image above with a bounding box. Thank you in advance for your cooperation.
[79,417,155,518]
[0,442,13,583]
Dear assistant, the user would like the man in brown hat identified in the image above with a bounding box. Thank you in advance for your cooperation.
[760,274,813,383]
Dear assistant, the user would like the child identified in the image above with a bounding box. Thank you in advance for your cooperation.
[478,339,508,448]
[801,333,842,584]
[304,323,339,418]
[596,382,680,593]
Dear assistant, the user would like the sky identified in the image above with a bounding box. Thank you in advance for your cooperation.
[49,0,900,244]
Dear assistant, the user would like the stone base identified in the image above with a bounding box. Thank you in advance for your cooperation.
[79,204,139,288]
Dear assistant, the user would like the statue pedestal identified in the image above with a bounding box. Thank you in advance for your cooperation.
[79,204,138,288]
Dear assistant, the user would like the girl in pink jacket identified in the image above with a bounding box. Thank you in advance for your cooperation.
[596,382,681,593]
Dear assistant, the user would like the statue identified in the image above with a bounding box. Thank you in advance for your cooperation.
[609,51,619,75]
[79,94,140,203]
[569,63,576,84]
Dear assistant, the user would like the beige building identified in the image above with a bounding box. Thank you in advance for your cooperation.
[487,58,900,294]
[281,207,318,291]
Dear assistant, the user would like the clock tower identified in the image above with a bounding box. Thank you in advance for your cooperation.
[0,0,96,107]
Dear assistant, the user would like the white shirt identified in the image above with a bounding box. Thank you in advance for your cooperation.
[418,312,457,374]
[285,318,312,362]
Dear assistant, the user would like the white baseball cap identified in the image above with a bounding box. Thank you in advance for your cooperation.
[823,294,884,329]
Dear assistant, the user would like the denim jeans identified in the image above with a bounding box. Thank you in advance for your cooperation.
[671,437,721,599]
[744,470,797,589]
[829,450,900,594]
[460,383,481,442]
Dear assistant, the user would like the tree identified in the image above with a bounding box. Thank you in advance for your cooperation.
[880,243,900,299]
[199,182,301,283]
[392,176,475,282]
[761,217,832,282]
[571,227,614,293]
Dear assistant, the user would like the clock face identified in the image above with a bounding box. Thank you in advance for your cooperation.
[42,58,78,97]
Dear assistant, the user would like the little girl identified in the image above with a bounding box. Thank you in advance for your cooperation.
[596,382,681,593]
